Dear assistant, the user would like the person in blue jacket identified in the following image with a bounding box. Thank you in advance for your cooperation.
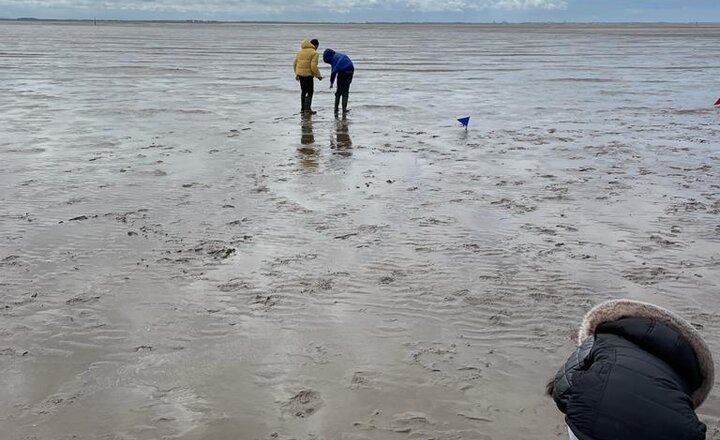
[322,48,354,115]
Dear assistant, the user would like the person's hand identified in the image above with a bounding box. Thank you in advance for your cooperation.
[329,83,334,89]
[295,75,300,81]
[318,76,323,81]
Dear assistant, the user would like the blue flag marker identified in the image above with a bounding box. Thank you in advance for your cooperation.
[457,116,470,129]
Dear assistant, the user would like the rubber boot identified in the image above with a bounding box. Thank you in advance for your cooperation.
[334,95,340,115]
[342,95,349,114]
[301,94,306,113]
[305,95,316,115]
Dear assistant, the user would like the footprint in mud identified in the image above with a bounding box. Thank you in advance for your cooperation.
[227,218,250,226]
[35,392,81,415]
[379,269,408,285]
[667,199,708,213]
[542,184,569,200]
[413,216,458,227]
[649,234,683,248]
[250,294,278,311]
[316,278,333,291]
[488,310,512,326]
[622,265,671,285]
[189,240,236,259]
[407,342,457,371]
[404,341,488,388]
[348,371,380,390]
[0,255,23,267]
[0,347,30,357]
[521,224,557,236]
[66,294,101,305]
[297,343,330,365]
[379,276,395,285]
[217,279,252,292]
[269,253,318,267]
[490,198,537,214]
[390,412,435,433]
[281,389,323,418]
[557,224,579,232]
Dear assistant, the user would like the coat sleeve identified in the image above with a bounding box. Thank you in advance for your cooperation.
[311,52,321,78]
[550,336,595,413]
[293,53,298,75]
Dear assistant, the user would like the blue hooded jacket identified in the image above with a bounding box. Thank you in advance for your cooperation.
[322,49,354,86]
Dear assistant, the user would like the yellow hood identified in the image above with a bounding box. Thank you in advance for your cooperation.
[294,40,321,78]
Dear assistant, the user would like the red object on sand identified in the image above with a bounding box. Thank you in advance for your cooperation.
[715,98,720,106]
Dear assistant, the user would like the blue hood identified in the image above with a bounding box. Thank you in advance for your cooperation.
[323,48,336,64]
[322,48,353,73]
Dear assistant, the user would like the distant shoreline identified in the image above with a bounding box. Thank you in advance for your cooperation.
[1,18,719,25]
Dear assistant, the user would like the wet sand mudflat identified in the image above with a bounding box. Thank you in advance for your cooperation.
[1,22,720,439]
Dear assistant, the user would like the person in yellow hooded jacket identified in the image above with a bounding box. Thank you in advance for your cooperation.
[293,39,323,114]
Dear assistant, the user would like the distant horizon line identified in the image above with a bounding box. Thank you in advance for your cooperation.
[1,17,719,25]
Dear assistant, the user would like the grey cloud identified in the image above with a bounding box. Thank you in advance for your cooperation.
[404,0,567,12]
[0,0,568,15]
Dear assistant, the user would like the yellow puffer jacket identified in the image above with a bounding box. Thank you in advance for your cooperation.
[293,39,321,78]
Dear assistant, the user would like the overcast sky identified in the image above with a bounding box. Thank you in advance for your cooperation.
[1,0,718,22]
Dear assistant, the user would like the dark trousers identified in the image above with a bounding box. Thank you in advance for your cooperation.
[299,76,314,110]
[335,69,354,98]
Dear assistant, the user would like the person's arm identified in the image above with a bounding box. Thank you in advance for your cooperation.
[330,70,337,88]
[547,336,594,413]
[311,52,322,80]
[293,54,299,80]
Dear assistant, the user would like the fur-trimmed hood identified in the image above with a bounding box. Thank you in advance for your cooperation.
[579,299,714,408]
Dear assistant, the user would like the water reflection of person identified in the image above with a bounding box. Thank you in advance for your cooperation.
[331,115,352,156]
[300,113,315,146]
[298,113,318,170]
